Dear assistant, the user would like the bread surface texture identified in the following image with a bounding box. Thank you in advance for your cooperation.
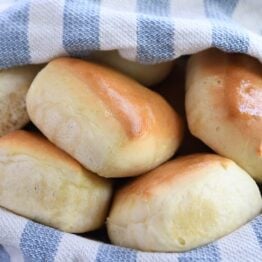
[0,131,112,233]
[186,49,262,181]
[0,65,41,136]
[107,154,262,252]
[27,58,182,177]
[89,50,173,86]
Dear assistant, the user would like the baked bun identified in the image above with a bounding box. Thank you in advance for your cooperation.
[89,50,173,86]
[26,58,183,178]
[0,131,112,233]
[0,65,42,136]
[107,154,262,252]
[186,49,262,182]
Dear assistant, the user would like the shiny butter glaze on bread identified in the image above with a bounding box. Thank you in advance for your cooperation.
[186,49,262,181]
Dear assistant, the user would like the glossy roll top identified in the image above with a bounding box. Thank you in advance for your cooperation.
[186,49,262,181]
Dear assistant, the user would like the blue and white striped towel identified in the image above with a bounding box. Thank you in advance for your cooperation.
[1,0,262,68]
[0,0,261,261]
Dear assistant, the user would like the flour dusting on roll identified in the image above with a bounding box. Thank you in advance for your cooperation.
[0,131,112,233]
[107,154,262,252]
[186,49,262,182]
[26,58,183,178]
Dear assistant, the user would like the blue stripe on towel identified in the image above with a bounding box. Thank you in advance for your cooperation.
[0,245,10,262]
[204,0,239,19]
[96,244,137,262]
[211,23,249,53]
[20,221,62,262]
[63,0,101,57]
[204,0,249,53]
[0,1,30,68]
[251,216,262,250]
[178,243,220,262]
[137,0,174,63]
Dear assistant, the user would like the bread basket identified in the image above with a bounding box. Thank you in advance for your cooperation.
[0,0,261,261]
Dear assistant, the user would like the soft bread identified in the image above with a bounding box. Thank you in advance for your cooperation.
[89,50,173,86]
[0,65,42,136]
[186,49,262,182]
[26,58,183,178]
[107,154,262,252]
[0,131,112,233]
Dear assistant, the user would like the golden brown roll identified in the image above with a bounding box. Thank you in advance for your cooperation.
[0,131,112,233]
[186,49,262,182]
[26,58,183,178]
[89,50,174,86]
[0,65,42,136]
[107,154,262,252]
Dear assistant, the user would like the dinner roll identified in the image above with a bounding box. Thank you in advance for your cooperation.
[26,58,182,178]
[0,65,42,136]
[89,50,173,86]
[186,49,262,182]
[0,131,112,233]
[107,154,262,252]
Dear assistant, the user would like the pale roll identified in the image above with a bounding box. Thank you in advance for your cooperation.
[0,65,42,136]
[89,50,173,86]
[107,154,262,252]
[0,131,112,233]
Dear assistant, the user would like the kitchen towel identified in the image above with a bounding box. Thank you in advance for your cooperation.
[0,208,262,262]
[1,0,262,68]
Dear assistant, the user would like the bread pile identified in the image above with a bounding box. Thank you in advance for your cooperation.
[0,49,261,252]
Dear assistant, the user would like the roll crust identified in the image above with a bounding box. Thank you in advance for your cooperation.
[0,65,41,136]
[27,58,183,177]
[88,50,174,86]
[0,131,112,233]
[186,49,262,181]
[107,154,262,252]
